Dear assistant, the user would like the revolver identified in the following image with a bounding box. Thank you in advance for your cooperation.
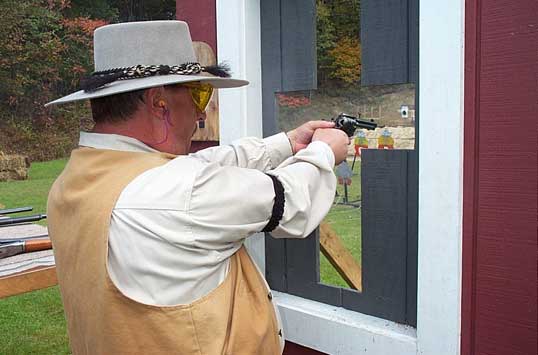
[332,113,378,137]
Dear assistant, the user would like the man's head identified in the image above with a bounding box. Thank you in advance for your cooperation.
[90,89,146,124]
[45,21,248,153]
[90,82,212,155]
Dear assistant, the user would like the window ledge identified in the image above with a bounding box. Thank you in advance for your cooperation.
[274,291,417,355]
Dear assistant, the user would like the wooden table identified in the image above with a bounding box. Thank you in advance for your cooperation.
[0,224,57,299]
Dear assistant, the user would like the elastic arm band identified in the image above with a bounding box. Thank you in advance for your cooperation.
[262,174,285,232]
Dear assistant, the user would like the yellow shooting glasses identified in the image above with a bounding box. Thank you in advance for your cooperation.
[182,82,214,113]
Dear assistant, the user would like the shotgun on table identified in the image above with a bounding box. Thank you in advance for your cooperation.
[0,237,52,259]
[0,214,47,227]
[0,206,33,215]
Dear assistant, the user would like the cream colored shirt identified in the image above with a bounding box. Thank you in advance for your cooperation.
[79,131,336,307]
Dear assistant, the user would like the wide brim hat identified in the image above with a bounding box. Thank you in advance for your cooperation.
[45,21,248,106]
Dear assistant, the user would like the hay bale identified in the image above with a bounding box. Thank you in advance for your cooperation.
[0,151,30,181]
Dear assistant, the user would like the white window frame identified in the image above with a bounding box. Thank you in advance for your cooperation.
[217,1,464,354]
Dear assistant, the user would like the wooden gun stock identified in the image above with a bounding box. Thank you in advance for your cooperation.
[24,239,53,253]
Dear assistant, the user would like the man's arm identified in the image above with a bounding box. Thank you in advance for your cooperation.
[186,129,348,250]
[189,121,336,172]
[189,133,292,172]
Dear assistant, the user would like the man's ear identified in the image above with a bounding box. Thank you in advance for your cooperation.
[144,87,166,117]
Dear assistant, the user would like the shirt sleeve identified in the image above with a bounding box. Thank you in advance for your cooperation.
[188,140,336,250]
[189,133,293,172]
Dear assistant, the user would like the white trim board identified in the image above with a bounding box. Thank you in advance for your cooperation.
[216,1,464,354]
[216,0,266,273]
[276,292,416,355]
[416,0,465,353]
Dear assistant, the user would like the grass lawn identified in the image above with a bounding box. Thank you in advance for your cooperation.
[0,287,70,354]
[0,159,69,354]
[320,159,362,288]
[0,157,363,353]
[0,159,67,224]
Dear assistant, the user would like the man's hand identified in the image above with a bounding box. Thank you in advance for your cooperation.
[312,128,350,165]
[286,120,335,154]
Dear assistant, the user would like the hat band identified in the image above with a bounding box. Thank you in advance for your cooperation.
[80,62,231,92]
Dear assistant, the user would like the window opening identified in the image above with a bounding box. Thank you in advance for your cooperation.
[274,0,416,292]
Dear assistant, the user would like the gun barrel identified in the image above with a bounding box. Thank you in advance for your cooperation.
[0,206,33,215]
[353,118,378,130]
[0,214,47,227]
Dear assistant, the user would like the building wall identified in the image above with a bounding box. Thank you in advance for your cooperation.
[462,1,538,355]
[176,1,216,53]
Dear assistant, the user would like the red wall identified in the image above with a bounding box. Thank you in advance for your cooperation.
[284,342,326,355]
[176,0,216,54]
[462,1,538,355]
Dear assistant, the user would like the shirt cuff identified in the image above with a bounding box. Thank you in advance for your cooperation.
[263,133,294,168]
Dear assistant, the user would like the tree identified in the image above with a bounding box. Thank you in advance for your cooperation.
[316,0,361,87]
[328,36,361,85]
[0,0,104,121]
[328,0,360,39]
[316,0,337,85]
[108,0,176,22]
[64,0,119,22]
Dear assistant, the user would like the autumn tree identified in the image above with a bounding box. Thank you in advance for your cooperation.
[316,0,361,87]
[328,37,361,84]
[316,0,336,84]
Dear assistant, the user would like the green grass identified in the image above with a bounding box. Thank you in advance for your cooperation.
[0,159,69,354]
[0,287,70,355]
[320,159,362,289]
[0,159,67,225]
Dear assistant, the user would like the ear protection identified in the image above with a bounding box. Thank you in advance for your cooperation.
[158,100,166,108]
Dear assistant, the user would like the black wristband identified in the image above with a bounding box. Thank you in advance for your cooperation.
[262,174,285,232]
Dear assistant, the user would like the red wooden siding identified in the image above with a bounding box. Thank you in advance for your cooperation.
[462,1,538,355]
[284,342,326,355]
[176,0,216,54]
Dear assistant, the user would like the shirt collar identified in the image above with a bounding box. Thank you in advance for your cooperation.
[79,132,158,153]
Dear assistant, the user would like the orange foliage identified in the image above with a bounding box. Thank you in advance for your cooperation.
[328,37,361,84]
[62,17,108,35]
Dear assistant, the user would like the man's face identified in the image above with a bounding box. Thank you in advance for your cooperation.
[162,85,207,153]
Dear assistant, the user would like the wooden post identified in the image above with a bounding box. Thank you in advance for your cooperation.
[319,222,362,291]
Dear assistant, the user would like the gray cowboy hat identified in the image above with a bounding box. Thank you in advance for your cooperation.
[45,21,248,106]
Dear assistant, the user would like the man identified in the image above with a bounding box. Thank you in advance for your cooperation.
[47,21,349,355]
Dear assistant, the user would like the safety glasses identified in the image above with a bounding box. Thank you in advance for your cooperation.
[182,82,214,113]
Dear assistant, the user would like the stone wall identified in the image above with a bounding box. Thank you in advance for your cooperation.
[0,152,30,181]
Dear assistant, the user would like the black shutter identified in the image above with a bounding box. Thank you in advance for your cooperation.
[261,0,317,137]
[280,0,317,92]
[361,0,418,85]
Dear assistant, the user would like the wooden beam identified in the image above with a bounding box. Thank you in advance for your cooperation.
[320,222,362,291]
[0,266,57,299]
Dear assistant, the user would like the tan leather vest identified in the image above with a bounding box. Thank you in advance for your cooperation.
[47,148,281,354]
